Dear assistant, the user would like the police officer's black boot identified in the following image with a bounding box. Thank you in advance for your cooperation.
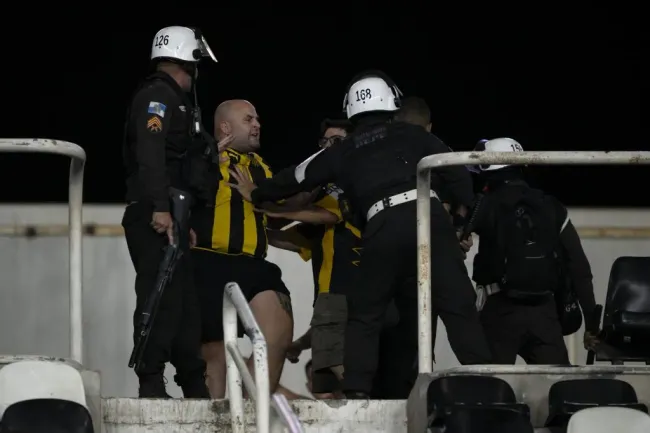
[138,374,171,398]
[174,370,210,398]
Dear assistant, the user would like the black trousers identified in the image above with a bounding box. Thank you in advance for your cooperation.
[480,293,570,365]
[122,203,206,378]
[371,318,418,398]
[342,200,492,394]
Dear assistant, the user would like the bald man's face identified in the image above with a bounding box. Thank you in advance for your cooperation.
[221,102,261,152]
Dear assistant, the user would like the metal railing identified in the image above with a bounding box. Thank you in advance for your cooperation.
[223,282,304,433]
[416,151,650,372]
[0,139,86,364]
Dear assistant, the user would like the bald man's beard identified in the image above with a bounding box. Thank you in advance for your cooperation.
[249,136,260,149]
[230,136,260,153]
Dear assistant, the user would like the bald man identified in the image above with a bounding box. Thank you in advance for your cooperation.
[190,100,294,397]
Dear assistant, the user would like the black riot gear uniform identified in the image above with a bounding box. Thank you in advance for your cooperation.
[249,117,493,395]
[472,172,596,365]
[124,72,194,209]
[122,70,209,398]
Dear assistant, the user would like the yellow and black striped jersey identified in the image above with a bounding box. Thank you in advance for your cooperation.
[192,148,273,258]
[297,184,362,297]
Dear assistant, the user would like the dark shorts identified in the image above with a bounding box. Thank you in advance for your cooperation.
[192,249,290,343]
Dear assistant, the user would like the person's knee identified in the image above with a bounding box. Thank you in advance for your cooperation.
[250,291,294,351]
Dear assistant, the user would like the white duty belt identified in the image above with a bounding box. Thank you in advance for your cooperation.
[366,189,438,221]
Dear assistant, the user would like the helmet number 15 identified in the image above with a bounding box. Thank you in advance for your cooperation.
[355,89,372,102]
[155,34,170,47]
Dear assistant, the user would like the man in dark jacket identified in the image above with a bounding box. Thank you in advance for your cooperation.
[468,137,597,364]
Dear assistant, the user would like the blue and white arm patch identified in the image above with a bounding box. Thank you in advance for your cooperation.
[148,101,167,118]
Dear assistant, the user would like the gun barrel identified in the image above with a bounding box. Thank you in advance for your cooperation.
[461,194,485,241]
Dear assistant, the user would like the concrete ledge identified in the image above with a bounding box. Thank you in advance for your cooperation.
[103,398,407,433]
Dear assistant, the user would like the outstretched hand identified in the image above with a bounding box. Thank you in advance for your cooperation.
[227,166,257,202]
[285,340,304,363]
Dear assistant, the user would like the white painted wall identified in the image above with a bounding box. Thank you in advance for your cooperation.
[0,204,648,397]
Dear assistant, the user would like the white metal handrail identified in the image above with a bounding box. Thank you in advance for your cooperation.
[0,139,86,364]
[223,282,305,433]
[416,151,650,373]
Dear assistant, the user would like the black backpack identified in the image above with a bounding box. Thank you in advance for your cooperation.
[491,186,561,301]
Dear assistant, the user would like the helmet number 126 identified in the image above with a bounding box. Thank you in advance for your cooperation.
[154,35,169,47]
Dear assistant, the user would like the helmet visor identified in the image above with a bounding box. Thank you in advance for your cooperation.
[197,35,217,62]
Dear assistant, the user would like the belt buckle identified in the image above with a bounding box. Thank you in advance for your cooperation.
[382,197,392,208]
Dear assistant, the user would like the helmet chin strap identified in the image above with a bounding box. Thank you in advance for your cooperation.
[188,67,221,163]
[190,66,201,136]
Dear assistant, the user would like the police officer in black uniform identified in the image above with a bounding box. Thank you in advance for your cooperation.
[468,138,597,364]
[229,71,493,397]
[122,26,221,398]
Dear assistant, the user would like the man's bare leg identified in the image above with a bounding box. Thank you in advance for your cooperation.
[201,342,227,398]
[249,290,294,392]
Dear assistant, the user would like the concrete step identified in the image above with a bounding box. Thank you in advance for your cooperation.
[102,398,407,433]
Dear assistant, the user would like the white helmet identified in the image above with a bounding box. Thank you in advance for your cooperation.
[343,72,403,119]
[475,137,524,171]
[151,26,217,63]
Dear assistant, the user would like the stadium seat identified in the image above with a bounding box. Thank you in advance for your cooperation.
[591,256,650,364]
[426,375,530,428]
[443,406,534,433]
[545,378,648,427]
[0,360,93,433]
[568,406,650,433]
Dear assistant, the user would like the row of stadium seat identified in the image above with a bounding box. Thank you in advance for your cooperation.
[426,375,650,432]
[587,256,650,365]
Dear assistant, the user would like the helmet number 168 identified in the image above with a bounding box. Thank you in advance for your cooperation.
[355,89,372,102]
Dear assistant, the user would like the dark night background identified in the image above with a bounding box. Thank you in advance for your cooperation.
[2,9,648,207]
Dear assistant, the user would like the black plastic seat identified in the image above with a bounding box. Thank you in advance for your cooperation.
[593,257,650,364]
[545,378,648,427]
[426,375,530,427]
[0,399,94,433]
[444,406,534,433]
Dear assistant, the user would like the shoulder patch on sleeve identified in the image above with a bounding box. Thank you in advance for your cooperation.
[148,101,167,118]
[146,116,163,133]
